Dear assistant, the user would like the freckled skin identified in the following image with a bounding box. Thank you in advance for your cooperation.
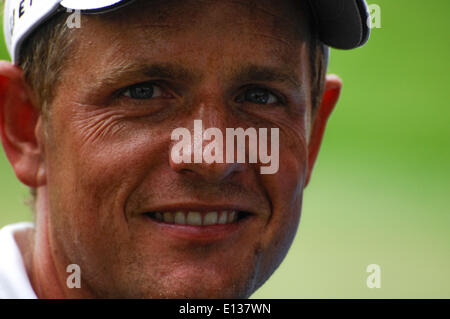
[34,0,316,298]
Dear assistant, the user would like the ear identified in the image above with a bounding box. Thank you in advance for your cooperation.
[305,74,342,187]
[0,61,46,187]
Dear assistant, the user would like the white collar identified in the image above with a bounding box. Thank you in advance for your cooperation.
[0,222,38,299]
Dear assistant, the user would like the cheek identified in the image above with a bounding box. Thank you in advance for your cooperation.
[263,113,309,212]
[44,108,172,238]
[44,110,175,278]
[47,107,169,199]
[253,123,308,284]
[264,129,307,229]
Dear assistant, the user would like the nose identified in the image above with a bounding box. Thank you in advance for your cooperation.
[169,102,246,183]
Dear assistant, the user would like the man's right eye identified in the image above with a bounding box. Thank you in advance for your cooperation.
[122,82,163,99]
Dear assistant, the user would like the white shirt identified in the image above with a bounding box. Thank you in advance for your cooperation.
[0,222,37,299]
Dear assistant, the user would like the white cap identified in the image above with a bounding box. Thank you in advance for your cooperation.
[3,0,371,64]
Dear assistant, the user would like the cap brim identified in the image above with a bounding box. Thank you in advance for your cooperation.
[309,0,370,49]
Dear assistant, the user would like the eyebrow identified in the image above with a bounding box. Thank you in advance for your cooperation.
[231,64,303,91]
[92,62,200,91]
[91,61,302,92]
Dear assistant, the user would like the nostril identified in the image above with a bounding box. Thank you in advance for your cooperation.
[171,161,245,184]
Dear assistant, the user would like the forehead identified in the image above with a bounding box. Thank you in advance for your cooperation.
[93,0,311,35]
[66,0,312,86]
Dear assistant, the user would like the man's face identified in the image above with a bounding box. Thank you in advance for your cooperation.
[43,0,313,298]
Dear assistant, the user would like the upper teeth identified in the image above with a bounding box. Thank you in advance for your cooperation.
[153,211,237,226]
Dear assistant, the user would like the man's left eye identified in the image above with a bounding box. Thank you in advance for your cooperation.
[236,87,280,105]
[122,83,163,99]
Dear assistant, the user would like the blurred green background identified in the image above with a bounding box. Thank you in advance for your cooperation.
[0,0,449,298]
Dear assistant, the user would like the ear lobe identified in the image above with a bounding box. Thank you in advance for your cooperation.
[0,61,46,188]
[305,74,342,187]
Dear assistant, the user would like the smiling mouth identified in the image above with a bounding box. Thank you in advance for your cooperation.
[144,210,252,226]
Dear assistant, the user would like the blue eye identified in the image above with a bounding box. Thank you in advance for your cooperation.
[123,83,163,99]
[236,87,279,105]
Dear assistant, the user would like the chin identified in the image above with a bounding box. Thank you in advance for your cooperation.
[154,268,257,299]
[108,263,258,299]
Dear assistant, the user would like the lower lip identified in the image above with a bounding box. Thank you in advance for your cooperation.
[143,215,250,242]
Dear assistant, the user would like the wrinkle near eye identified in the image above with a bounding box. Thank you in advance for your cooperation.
[71,108,130,145]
